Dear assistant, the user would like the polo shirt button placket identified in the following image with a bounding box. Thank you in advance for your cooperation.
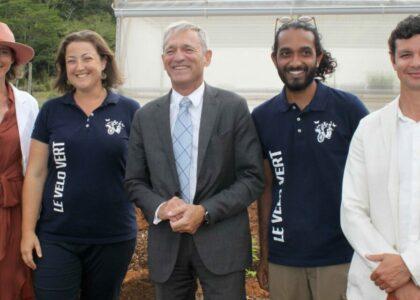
[85,113,94,129]
[86,115,91,128]
[297,115,302,134]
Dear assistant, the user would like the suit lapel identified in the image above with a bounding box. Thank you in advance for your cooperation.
[380,98,400,243]
[197,84,219,180]
[155,91,180,188]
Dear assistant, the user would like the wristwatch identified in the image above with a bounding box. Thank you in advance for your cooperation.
[204,210,211,225]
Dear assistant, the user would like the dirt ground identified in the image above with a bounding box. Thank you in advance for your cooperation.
[120,202,269,300]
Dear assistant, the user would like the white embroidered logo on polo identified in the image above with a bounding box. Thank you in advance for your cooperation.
[314,120,337,143]
[105,119,125,135]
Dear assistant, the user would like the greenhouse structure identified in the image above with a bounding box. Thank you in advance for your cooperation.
[112,0,420,111]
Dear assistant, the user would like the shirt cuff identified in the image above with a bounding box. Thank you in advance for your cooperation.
[401,246,420,286]
[153,203,165,225]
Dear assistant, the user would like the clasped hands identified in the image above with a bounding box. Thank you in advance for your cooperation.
[157,196,205,234]
[367,253,420,300]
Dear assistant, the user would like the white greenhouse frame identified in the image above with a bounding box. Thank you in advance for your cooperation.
[112,1,420,110]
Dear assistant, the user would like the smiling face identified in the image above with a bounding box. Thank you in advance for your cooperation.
[0,46,14,81]
[272,28,322,91]
[162,29,212,95]
[65,41,106,93]
[391,34,420,92]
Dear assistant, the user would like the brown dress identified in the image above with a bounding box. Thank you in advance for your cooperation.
[0,84,34,300]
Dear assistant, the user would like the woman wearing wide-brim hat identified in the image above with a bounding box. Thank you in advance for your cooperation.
[0,22,37,300]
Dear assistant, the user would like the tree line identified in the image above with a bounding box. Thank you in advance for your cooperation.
[0,0,115,84]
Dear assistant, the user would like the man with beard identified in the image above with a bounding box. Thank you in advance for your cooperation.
[251,19,368,300]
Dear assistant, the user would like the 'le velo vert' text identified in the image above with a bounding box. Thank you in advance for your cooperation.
[269,150,285,243]
[52,141,66,213]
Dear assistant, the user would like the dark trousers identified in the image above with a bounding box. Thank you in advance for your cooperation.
[33,238,136,300]
[155,234,246,300]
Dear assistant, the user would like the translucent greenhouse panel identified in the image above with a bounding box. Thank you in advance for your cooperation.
[116,13,410,111]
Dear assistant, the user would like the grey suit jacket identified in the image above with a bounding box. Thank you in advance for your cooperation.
[125,84,264,283]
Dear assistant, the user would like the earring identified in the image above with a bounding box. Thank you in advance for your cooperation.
[101,71,107,80]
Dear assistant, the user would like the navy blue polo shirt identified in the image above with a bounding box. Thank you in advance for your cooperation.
[32,91,140,244]
[252,81,368,267]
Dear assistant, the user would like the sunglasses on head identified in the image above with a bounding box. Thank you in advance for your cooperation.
[274,16,317,37]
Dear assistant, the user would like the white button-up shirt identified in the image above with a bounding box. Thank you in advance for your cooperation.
[170,82,204,200]
[398,108,420,253]
[154,82,205,224]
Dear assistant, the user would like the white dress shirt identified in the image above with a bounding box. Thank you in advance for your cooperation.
[170,82,204,200]
[12,84,39,173]
[154,82,205,224]
[398,108,420,257]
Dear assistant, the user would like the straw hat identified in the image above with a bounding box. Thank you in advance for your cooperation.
[0,22,34,66]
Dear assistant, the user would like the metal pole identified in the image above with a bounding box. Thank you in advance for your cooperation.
[28,62,32,94]
[113,4,420,17]
[113,1,123,93]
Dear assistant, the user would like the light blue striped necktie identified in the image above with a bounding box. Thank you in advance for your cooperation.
[172,97,193,203]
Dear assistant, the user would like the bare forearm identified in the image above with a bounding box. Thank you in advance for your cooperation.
[21,176,44,270]
[258,160,273,261]
[22,140,49,234]
[22,173,46,233]
[258,192,271,260]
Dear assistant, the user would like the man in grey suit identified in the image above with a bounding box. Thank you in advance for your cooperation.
[125,21,264,299]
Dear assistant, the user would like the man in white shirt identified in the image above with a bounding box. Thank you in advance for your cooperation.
[341,14,420,300]
[125,21,264,299]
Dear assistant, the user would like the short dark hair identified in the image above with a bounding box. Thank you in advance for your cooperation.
[272,21,336,81]
[54,30,123,93]
[388,15,420,57]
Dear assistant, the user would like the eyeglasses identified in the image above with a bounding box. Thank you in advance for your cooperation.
[274,16,317,37]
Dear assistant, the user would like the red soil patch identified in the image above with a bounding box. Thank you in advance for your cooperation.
[121,203,269,299]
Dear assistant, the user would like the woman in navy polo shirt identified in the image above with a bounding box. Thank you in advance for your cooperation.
[20,30,139,300]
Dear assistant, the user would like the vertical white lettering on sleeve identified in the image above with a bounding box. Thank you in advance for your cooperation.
[269,150,285,243]
[52,142,66,213]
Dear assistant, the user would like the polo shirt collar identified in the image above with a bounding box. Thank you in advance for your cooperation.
[171,82,205,108]
[103,91,120,105]
[62,90,119,106]
[277,80,328,112]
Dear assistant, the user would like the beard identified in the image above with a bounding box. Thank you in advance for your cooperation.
[277,64,317,91]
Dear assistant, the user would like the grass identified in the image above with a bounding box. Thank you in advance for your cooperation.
[33,90,59,107]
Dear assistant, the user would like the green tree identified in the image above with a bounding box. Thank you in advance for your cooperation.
[0,0,115,85]
[44,0,114,20]
[62,12,116,49]
[46,0,115,48]
[0,0,65,79]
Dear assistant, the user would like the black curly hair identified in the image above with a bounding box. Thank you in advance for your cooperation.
[272,20,337,81]
[388,15,420,57]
